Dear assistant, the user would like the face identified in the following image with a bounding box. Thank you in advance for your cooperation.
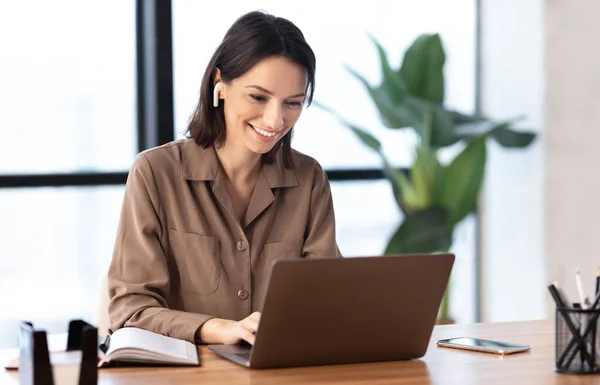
[216,56,307,155]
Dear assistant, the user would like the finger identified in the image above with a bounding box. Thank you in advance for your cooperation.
[241,318,259,334]
[248,311,261,322]
[240,328,256,345]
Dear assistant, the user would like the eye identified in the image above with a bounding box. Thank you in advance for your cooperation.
[285,100,303,108]
[250,94,267,102]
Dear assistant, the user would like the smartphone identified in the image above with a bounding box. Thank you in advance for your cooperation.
[436,337,531,355]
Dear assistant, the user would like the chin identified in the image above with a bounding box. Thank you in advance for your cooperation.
[247,141,278,155]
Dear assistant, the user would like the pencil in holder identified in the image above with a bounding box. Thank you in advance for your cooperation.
[555,306,600,374]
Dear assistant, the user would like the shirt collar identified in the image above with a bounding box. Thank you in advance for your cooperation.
[181,138,298,188]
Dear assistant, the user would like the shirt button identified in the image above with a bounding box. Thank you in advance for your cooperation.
[237,289,249,300]
[236,240,247,251]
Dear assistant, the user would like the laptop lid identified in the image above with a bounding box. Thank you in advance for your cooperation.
[238,253,455,369]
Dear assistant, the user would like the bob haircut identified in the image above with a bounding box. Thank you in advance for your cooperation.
[185,10,316,168]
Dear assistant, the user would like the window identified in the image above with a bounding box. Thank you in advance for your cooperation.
[331,180,400,256]
[0,1,136,348]
[0,186,125,347]
[0,1,136,174]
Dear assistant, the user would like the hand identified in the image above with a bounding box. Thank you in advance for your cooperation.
[197,312,261,345]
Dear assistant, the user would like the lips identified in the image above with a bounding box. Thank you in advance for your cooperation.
[248,124,278,138]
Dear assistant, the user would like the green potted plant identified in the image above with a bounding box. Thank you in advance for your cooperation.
[318,33,536,322]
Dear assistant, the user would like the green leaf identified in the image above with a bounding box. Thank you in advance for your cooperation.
[377,155,416,211]
[437,135,487,224]
[345,65,452,138]
[490,123,536,148]
[397,178,420,210]
[384,207,452,254]
[348,125,382,153]
[345,66,418,129]
[379,157,409,213]
[402,95,454,146]
[370,35,407,103]
[452,119,536,148]
[449,110,486,125]
[410,111,439,208]
[410,159,433,209]
[430,106,455,147]
[399,34,445,103]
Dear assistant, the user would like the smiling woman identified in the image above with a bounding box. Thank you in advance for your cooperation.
[185,11,316,170]
[107,10,341,349]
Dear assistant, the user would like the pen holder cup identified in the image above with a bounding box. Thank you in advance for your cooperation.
[555,307,600,374]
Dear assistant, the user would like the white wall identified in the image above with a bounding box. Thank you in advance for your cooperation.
[479,0,546,321]
[545,0,600,311]
[481,0,600,322]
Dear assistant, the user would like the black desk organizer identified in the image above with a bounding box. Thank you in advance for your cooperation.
[19,319,98,385]
[555,307,600,374]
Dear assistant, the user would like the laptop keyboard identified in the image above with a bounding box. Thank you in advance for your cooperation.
[235,352,251,360]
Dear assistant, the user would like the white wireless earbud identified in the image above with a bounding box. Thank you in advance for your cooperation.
[213,82,223,107]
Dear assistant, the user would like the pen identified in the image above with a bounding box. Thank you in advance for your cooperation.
[582,297,590,332]
[548,283,567,308]
[553,281,571,308]
[580,298,591,370]
[594,269,600,369]
[99,335,111,354]
[590,287,600,310]
[576,269,587,309]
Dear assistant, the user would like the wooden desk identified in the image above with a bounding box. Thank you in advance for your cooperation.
[1,320,597,384]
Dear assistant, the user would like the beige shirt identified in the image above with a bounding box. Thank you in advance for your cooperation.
[108,138,342,343]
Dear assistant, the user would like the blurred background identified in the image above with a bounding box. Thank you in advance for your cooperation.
[0,0,595,348]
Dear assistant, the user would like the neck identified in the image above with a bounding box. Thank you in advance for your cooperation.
[215,140,262,183]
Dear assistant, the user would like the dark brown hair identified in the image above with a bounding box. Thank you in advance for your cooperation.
[185,10,316,168]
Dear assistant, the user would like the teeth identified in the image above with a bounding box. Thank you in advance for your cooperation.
[250,124,277,137]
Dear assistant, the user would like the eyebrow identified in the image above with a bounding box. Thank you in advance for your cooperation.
[245,85,305,99]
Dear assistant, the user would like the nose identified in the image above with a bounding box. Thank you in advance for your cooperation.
[263,102,284,131]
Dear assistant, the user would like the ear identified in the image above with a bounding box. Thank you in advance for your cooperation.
[213,68,223,85]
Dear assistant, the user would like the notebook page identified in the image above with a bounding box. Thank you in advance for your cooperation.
[109,328,197,363]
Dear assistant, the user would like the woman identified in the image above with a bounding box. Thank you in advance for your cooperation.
[107,10,342,346]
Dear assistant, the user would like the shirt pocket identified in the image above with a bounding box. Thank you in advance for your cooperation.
[168,229,220,294]
[263,240,304,267]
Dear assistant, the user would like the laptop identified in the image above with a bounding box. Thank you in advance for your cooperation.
[208,253,454,369]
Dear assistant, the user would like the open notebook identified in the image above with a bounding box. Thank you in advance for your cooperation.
[98,327,199,367]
